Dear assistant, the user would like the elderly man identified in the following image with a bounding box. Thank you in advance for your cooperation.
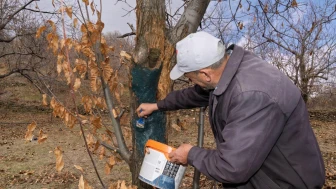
[136,31,325,188]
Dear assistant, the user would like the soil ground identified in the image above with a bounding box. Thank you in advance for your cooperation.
[0,75,335,189]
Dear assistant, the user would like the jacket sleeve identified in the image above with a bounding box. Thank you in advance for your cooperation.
[187,91,286,183]
[157,85,210,111]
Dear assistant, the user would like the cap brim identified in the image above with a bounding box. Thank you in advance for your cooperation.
[169,65,184,80]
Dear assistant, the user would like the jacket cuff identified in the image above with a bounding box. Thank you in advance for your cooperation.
[157,100,166,111]
[187,146,202,166]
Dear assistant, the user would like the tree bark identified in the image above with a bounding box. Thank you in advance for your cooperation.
[129,0,211,187]
[130,0,167,187]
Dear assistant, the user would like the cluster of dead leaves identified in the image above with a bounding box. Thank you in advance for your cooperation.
[108,180,137,189]
[262,0,297,14]
[24,121,48,144]
[34,1,136,188]
[50,97,77,128]
[78,176,137,189]
[81,96,107,113]
[36,7,116,93]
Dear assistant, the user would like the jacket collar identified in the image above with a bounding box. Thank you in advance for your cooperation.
[213,44,244,96]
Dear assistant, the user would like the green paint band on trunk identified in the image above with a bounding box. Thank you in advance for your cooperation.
[131,64,166,157]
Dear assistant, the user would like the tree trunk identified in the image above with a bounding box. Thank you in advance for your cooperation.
[130,0,167,187]
[299,56,309,103]
[129,0,211,187]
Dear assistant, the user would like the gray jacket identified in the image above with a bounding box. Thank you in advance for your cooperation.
[157,45,325,188]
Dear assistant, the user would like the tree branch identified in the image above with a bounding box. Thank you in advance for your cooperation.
[116,108,126,121]
[0,51,44,59]
[24,8,59,14]
[0,33,36,43]
[171,0,211,43]
[99,140,120,153]
[117,23,136,38]
[0,0,37,30]
[0,68,29,79]
[102,78,131,162]
[117,32,135,38]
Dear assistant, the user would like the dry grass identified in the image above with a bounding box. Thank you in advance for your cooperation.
[0,75,335,188]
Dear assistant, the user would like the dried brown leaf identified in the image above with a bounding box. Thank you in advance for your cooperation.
[79,175,85,189]
[120,51,132,61]
[65,38,73,48]
[36,26,46,38]
[102,59,113,82]
[74,59,87,78]
[74,78,81,91]
[171,123,181,132]
[86,133,95,147]
[57,54,63,75]
[291,0,298,7]
[87,22,95,33]
[93,141,100,152]
[96,97,107,109]
[73,18,78,28]
[82,96,93,113]
[90,76,98,92]
[239,22,244,30]
[114,91,121,105]
[74,165,84,173]
[38,129,48,144]
[65,6,72,19]
[112,109,118,118]
[90,116,102,133]
[50,97,56,109]
[105,163,112,175]
[82,0,89,6]
[54,146,64,173]
[109,78,118,92]
[47,20,56,32]
[42,94,48,106]
[90,2,95,15]
[120,180,127,189]
[25,121,37,141]
[65,113,77,129]
[109,156,116,166]
[263,3,268,13]
[99,146,105,160]
[96,20,104,32]
[80,24,87,33]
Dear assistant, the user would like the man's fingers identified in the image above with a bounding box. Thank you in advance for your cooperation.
[136,106,144,116]
[168,151,173,158]
[136,107,141,114]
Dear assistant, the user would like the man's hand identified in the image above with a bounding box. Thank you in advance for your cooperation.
[136,103,158,117]
[168,144,193,165]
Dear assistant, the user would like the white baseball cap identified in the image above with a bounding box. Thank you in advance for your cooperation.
[170,31,225,80]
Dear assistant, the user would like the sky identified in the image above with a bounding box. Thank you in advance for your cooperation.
[35,0,185,34]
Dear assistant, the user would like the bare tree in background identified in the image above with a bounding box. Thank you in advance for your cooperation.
[201,1,245,46]
[198,0,336,103]
[0,0,59,93]
[247,0,336,102]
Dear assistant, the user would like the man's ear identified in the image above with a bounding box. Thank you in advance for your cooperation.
[199,69,212,82]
